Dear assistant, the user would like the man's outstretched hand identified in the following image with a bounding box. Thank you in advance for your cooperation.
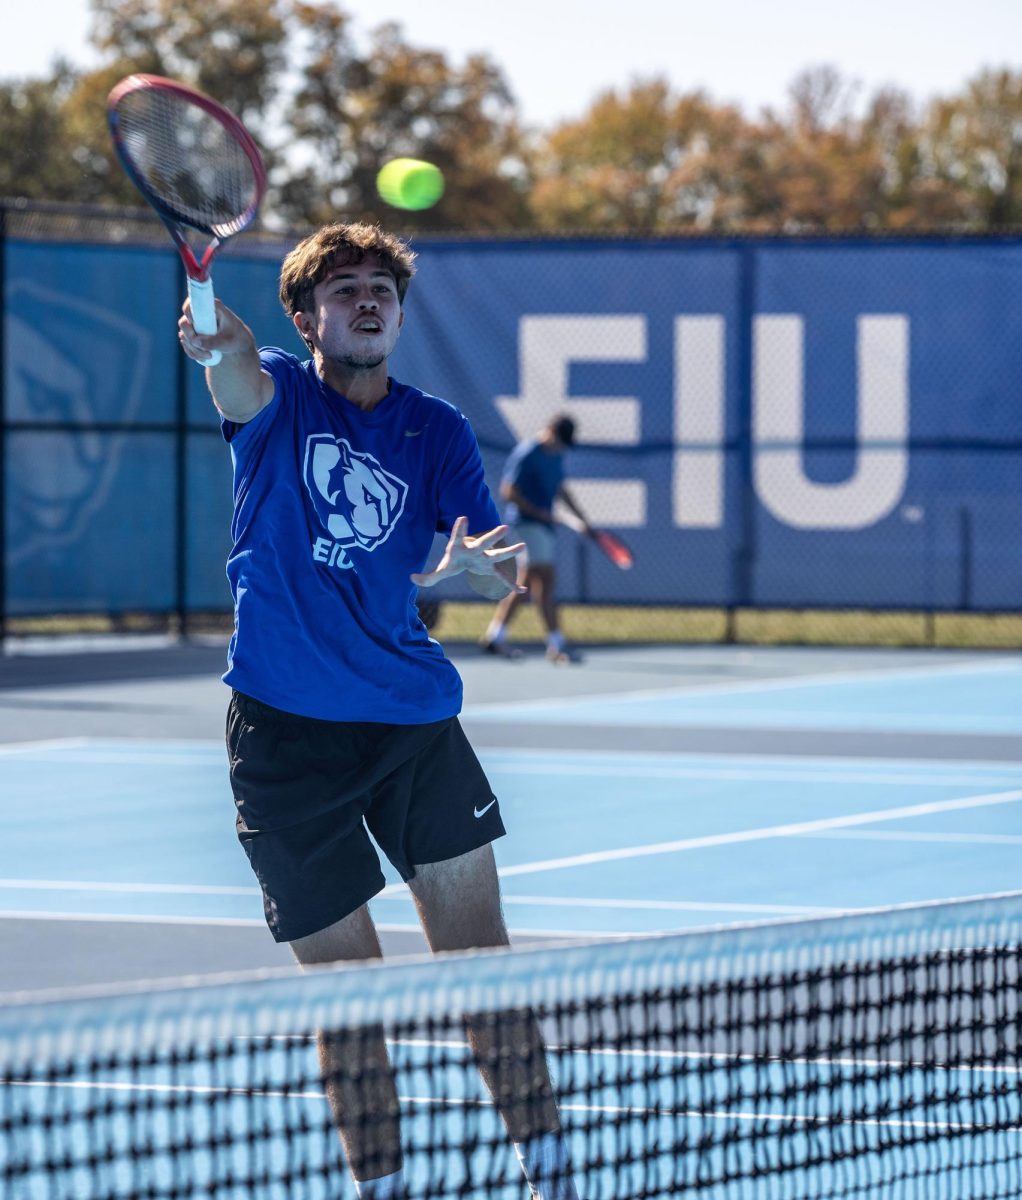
[411,517,526,597]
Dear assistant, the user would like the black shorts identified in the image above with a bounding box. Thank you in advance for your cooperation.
[226,691,506,943]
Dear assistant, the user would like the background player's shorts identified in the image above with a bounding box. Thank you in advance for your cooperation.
[226,691,506,942]
[514,520,556,566]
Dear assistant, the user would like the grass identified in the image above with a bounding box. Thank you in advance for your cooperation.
[431,604,1022,649]
[4,606,1021,649]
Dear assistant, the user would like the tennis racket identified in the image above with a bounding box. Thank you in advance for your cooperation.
[106,74,267,366]
[590,529,634,570]
[558,511,635,569]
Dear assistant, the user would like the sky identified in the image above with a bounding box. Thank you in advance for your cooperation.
[4,0,1022,128]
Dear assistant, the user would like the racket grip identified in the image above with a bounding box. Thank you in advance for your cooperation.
[187,277,222,367]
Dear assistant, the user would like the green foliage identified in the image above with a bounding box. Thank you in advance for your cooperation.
[274,14,530,229]
[2,4,1021,234]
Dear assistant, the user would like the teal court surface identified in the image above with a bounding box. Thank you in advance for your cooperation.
[1,739,1021,940]
[1,641,1020,1198]
[0,643,1020,975]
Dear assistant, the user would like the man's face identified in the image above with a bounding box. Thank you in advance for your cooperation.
[296,254,404,369]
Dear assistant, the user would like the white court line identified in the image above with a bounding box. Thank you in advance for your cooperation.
[484,762,1022,787]
[0,879,261,896]
[796,830,1022,846]
[0,910,266,927]
[4,754,1018,784]
[373,888,841,916]
[0,737,92,756]
[8,1080,1017,1135]
[0,749,226,766]
[395,1039,1022,1078]
[3,738,1019,778]
[10,747,1018,789]
[496,788,1022,878]
[499,896,843,916]
[0,911,614,940]
[376,922,627,939]
[0,878,832,912]
[463,655,1019,718]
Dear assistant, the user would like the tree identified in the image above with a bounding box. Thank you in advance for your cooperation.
[2,10,1021,237]
[528,65,1017,234]
[749,66,891,231]
[924,69,1022,227]
[8,0,533,231]
[529,79,732,232]
[276,12,531,230]
[0,69,78,201]
[88,0,290,130]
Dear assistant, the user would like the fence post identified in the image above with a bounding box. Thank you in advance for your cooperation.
[0,202,7,651]
[959,506,974,613]
[576,534,589,605]
[174,257,189,640]
[728,240,757,643]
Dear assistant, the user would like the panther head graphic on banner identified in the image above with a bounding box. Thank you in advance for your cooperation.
[303,434,409,567]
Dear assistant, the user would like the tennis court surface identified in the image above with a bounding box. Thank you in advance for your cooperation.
[1,639,1020,1196]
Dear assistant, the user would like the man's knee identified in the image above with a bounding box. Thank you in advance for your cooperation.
[289,904,382,966]
[410,846,510,950]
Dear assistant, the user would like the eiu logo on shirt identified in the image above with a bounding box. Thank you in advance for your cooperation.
[303,434,408,570]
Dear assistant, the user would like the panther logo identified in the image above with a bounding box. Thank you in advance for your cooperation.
[303,434,408,565]
[7,282,149,571]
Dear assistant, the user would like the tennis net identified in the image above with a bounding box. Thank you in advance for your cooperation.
[2,891,1020,1199]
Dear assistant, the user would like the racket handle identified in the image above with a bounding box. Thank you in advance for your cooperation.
[187,276,222,367]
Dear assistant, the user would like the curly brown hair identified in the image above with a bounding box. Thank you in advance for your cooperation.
[278,223,417,322]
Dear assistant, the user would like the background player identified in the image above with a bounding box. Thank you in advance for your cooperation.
[481,415,592,664]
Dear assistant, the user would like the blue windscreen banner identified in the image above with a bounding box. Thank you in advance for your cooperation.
[4,223,1021,619]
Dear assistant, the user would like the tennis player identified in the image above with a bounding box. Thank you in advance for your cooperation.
[481,415,592,663]
[178,223,578,1200]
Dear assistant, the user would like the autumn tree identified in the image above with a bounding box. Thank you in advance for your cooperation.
[0,0,532,231]
[88,0,291,129]
[529,79,749,232]
[0,68,80,202]
[275,11,531,230]
[923,68,1022,227]
[3,9,1022,237]
[530,65,1022,234]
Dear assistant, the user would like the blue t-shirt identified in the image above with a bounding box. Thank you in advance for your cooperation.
[220,348,501,722]
[502,438,565,525]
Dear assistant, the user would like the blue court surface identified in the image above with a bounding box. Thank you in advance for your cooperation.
[5,740,1021,936]
[463,656,1022,735]
[1,649,1019,942]
[1,643,1020,1198]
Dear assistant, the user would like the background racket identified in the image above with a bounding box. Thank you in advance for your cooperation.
[106,74,266,365]
[591,529,634,570]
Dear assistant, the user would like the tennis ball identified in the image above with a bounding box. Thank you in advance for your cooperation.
[376,158,445,211]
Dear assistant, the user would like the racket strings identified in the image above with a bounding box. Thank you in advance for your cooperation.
[114,89,259,235]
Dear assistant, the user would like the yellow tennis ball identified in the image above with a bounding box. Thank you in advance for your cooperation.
[376,158,445,211]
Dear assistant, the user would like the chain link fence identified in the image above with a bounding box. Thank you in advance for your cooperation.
[3,200,1020,647]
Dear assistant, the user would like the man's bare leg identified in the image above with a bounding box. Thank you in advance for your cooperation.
[527,564,559,639]
[290,906,403,1186]
[408,846,561,1143]
[483,557,529,655]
